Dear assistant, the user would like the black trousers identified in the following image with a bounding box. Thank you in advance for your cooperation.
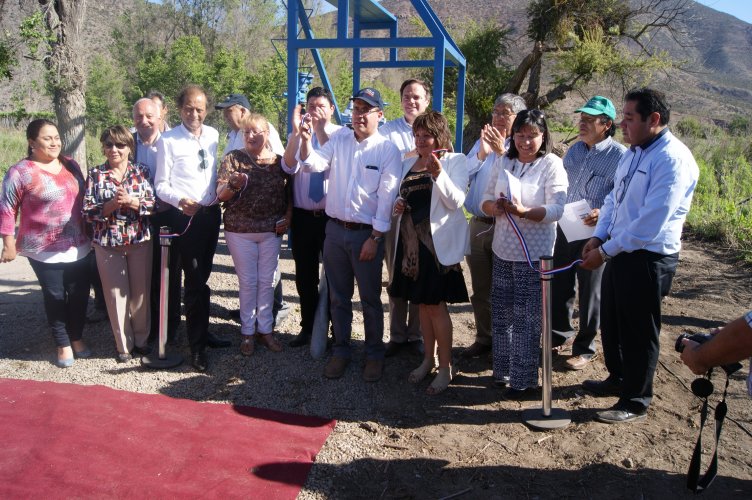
[551,226,603,356]
[149,211,182,342]
[290,207,328,335]
[163,205,221,354]
[28,256,90,347]
[600,250,678,413]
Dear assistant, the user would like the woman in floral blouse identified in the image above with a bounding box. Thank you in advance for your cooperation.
[217,113,292,356]
[0,119,91,368]
[83,125,155,362]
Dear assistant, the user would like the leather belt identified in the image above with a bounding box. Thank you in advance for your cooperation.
[473,216,495,225]
[330,217,372,231]
[294,207,327,217]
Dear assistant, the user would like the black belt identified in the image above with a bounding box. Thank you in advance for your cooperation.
[473,216,495,225]
[294,207,327,218]
[330,217,372,231]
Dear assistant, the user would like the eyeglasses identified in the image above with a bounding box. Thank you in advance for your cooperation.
[244,129,267,137]
[492,110,516,118]
[104,142,127,149]
[352,106,379,116]
[198,149,208,170]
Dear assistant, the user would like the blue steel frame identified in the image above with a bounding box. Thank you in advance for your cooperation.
[286,0,467,150]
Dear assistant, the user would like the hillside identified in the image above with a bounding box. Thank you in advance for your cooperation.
[1,0,751,120]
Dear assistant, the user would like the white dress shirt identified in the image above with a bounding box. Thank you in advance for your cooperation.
[283,122,342,211]
[223,123,285,157]
[299,127,401,233]
[480,153,568,262]
[379,117,414,158]
[155,123,219,208]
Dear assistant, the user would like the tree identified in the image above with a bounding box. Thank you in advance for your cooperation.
[38,0,88,167]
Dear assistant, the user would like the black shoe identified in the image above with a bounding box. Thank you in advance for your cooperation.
[460,342,491,358]
[132,344,152,356]
[582,378,621,397]
[500,387,538,401]
[191,351,208,372]
[229,309,241,320]
[289,332,311,348]
[595,406,647,424]
[384,341,406,357]
[206,333,231,348]
[407,340,425,356]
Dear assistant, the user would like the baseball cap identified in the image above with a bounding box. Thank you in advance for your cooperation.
[215,94,251,110]
[575,96,616,120]
[350,87,385,109]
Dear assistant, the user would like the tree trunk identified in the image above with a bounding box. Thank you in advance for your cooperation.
[40,0,88,170]
[503,41,543,96]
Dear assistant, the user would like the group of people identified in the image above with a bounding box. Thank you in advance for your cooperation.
[0,80,706,423]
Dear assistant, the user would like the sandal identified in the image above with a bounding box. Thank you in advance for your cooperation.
[426,367,453,395]
[240,336,254,356]
[408,358,435,383]
[256,333,283,352]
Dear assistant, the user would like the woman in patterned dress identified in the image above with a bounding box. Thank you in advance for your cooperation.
[217,113,292,356]
[388,111,469,395]
[0,119,92,368]
[480,110,568,400]
[83,125,155,362]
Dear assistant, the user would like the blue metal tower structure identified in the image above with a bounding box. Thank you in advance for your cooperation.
[285,0,467,150]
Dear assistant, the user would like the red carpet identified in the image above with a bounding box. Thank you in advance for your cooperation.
[0,378,335,498]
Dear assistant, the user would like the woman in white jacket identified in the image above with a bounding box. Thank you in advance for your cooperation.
[388,111,469,394]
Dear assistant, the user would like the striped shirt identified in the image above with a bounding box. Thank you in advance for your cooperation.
[563,137,626,208]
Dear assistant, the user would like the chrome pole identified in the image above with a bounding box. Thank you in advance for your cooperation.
[540,256,553,417]
[158,226,170,359]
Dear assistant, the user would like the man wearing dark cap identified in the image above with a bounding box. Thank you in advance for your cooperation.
[284,87,401,382]
[551,96,626,371]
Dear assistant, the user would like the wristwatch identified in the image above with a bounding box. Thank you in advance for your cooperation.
[597,246,611,262]
[370,234,384,243]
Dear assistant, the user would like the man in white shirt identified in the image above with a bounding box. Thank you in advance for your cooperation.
[285,87,342,347]
[379,78,431,357]
[215,93,289,327]
[285,87,401,382]
[215,93,285,157]
[155,84,229,372]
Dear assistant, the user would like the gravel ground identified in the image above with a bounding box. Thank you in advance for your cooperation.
[1,232,751,498]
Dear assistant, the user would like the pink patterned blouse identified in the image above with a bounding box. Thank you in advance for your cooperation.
[0,157,89,256]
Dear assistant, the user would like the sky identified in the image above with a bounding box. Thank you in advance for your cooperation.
[695,0,752,23]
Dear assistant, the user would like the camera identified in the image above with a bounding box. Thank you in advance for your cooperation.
[675,332,742,375]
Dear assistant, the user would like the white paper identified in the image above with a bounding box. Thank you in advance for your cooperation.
[559,199,594,242]
[503,170,521,201]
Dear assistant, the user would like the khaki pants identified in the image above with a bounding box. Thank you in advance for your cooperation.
[95,241,153,355]
[465,217,494,345]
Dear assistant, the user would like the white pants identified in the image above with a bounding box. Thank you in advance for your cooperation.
[225,231,281,336]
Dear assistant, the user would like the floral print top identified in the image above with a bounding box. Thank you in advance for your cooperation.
[83,161,155,247]
[0,157,89,256]
[218,151,291,234]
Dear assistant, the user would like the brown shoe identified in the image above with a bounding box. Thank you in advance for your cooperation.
[566,354,596,371]
[324,356,349,379]
[363,358,384,382]
[240,336,254,356]
[460,341,491,358]
[256,333,283,352]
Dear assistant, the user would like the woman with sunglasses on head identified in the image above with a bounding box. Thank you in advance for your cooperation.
[1,119,92,368]
[388,111,470,395]
[83,125,155,363]
[480,109,568,400]
[217,113,292,356]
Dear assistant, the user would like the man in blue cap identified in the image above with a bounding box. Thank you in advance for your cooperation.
[551,96,626,370]
[285,87,401,382]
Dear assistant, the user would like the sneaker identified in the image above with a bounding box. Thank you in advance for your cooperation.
[324,356,349,379]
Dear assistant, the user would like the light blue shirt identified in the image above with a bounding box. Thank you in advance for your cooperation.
[594,129,698,256]
[563,136,626,207]
[463,138,509,218]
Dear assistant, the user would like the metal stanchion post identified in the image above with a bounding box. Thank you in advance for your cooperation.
[142,226,183,369]
[522,255,571,430]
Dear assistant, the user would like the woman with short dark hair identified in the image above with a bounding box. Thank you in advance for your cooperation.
[83,125,155,362]
[0,119,91,367]
[480,109,568,399]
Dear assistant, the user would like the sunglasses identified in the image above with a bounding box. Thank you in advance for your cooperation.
[104,142,127,149]
[199,149,208,170]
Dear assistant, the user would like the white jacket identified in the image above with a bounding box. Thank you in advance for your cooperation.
[391,152,469,268]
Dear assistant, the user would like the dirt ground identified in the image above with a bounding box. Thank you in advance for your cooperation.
[0,234,750,499]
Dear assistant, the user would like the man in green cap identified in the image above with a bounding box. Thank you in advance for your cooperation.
[551,96,626,370]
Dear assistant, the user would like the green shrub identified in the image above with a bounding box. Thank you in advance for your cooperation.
[675,117,705,139]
